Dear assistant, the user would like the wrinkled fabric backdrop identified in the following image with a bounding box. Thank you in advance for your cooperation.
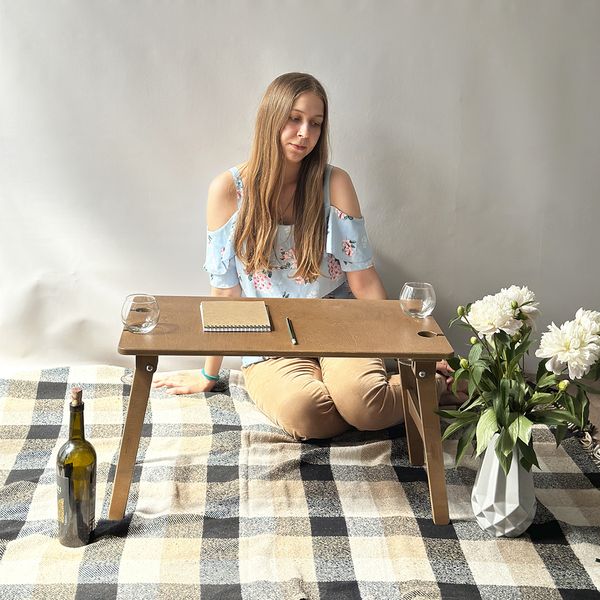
[1,1,599,372]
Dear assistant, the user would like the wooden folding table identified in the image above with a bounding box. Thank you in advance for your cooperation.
[111,296,454,524]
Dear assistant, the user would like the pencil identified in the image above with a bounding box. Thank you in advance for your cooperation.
[286,317,298,345]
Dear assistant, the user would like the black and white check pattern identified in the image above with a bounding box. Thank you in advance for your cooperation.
[0,366,598,599]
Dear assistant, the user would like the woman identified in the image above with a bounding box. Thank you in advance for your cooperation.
[153,72,457,440]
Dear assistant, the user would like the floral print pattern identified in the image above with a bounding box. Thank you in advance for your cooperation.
[249,269,273,291]
[233,170,243,202]
[280,248,295,262]
[294,275,310,285]
[333,206,354,220]
[273,247,296,271]
[342,240,356,257]
[328,255,343,280]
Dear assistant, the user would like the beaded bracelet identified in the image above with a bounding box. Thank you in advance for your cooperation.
[201,368,219,382]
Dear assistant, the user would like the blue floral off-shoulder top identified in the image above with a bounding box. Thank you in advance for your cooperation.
[203,165,374,366]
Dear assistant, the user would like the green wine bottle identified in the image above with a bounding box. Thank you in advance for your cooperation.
[56,387,97,547]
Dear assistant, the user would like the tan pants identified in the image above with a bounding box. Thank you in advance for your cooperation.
[242,357,405,440]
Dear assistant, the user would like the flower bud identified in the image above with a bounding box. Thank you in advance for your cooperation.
[469,336,478,345]
[460,358,469,370]
[558,380,569,392]
[457,306,466,317]
[511,300,519,310]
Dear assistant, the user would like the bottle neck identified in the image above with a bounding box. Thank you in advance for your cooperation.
[69,405,85,441]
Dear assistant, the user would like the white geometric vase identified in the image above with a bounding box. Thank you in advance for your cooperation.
[471,433,537,537]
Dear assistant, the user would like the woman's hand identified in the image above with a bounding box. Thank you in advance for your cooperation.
[436,360,468,402]
[152,370,217,395]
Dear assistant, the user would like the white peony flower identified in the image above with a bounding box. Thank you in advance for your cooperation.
[466,293,522,338]
[499,285,539,321]
[535,319,600,380]
[574,308,600,336]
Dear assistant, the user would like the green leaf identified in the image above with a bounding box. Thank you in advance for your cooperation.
[459,396,486,412]
[447,357,461,371]
[527,392,555,407]
[495,380,513,426]
[520,300,537,307]
[575,387,590,428]
[495,445,513,476]
[437,409,472,420]
[491,336,505,358]
[495,331,511,346]
[451,368,468,394]
[516,438,540,471]
[449,315,464,328]
[451,367,465,381]
[492,390,504,426]
[455,423,477,466]
[515,381,529,411]
[552,423,568,447]
[537,372,558,389]
[536,359,549,383]
[468,344,483,364]
[505,413,520,446]
[530,409,578,426]
[471,364,486,386]
[467,378,477,399]
[518,415,533,444]
[563,393,575,417]
[476,407,499,456]
[508,341,532,375]
[500,378,513,398]
[497,427,515,456]
[508,354,522,374]
[508,414,533,445]
[441,420,470,441]
[514,339,532,358]
[477,371,495,393]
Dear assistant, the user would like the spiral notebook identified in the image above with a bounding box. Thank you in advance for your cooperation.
[200,300,272,332]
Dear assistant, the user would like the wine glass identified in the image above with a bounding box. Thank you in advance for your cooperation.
[120,294,159,386]
[121,294,160,334]
[399,282,436,318]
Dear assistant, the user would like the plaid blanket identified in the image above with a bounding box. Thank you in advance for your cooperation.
[0,365,598,600]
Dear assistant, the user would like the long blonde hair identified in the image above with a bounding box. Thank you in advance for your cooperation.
[234,72,329,283]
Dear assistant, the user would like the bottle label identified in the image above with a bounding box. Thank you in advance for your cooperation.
[57,472,95,545]
[57,474,69,524]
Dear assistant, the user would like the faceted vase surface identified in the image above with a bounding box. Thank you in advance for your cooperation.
[471,433,537,537]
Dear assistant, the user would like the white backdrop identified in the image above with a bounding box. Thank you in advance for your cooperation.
[1,1,599,372]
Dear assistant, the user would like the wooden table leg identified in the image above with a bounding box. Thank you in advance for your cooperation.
[397,360,424,466]
[414,359,449,525]
[108,354,158,520]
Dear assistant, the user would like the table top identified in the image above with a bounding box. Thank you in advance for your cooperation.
[118,296,454,359]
